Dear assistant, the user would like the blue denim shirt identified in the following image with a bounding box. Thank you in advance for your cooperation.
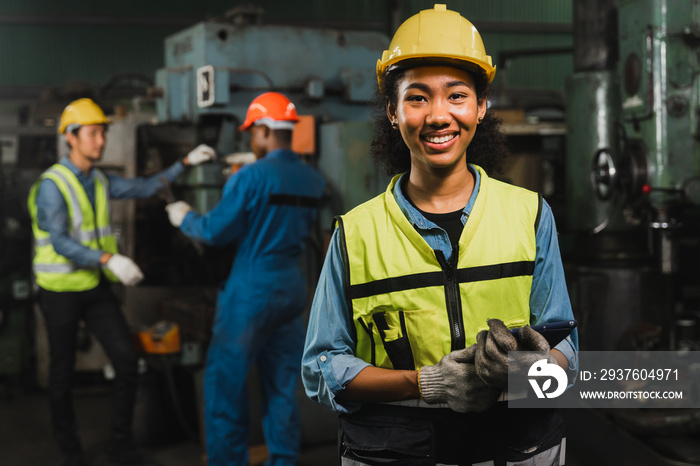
[35,156,186,268]
[302,166,579,413]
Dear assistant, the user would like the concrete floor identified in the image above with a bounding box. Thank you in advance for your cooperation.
[0,375,642,466]
[0,379,339,466]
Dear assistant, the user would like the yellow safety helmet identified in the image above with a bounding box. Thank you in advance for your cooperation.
[58,98,110,134]
[376,4,496,89]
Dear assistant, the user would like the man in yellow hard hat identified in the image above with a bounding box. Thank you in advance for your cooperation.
[302,4,578,465]
[28,97,216,466]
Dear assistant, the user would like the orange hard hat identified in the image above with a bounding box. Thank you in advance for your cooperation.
[239,92,299,131]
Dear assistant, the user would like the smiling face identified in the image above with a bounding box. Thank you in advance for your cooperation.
[387,66,486,176]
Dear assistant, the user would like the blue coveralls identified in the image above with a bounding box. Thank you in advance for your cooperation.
[179,148,326,466]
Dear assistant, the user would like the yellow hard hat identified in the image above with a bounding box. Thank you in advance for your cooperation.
[58,98,110,134]
[376,4,496,88]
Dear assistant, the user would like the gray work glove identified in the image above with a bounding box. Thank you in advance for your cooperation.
[105,254,144,286]
[418,345,501,413]
[475,318,553,389]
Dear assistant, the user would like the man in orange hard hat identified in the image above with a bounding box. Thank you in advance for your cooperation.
[165,92,327,466]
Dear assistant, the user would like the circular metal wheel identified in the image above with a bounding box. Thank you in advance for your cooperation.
[591,148,617,201]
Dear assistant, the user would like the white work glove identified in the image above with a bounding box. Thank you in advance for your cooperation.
[475,318,554,390]
[105,254,144,286]
[165,201,192,228]
[418,345,501,413]
[185,144,216,166]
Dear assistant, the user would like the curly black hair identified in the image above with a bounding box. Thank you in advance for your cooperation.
[369,65,509,177]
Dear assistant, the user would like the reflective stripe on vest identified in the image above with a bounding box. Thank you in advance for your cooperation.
[339,166,540,370]
[28,163,119,291]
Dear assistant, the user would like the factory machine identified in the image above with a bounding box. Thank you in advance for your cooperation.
[565,0,700,463]
[0,4,391,449]
[153,6,388,217]
[130,5,389,351]
[104,6,390,449]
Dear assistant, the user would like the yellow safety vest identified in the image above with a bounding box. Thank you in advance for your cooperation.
[338,166,541,370]
[28,163,119,292]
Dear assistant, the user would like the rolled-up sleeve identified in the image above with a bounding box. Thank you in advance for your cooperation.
[530,199,579,381]
[302,228,370,414]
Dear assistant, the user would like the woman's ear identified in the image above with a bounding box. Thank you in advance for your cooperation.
[477,98,487,123]
[386,101,398,128]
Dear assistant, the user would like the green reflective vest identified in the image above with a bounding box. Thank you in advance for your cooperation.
[338,165,541,370]
[28,163,119,292]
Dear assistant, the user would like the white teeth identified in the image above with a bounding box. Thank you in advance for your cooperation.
[424,134,456,144]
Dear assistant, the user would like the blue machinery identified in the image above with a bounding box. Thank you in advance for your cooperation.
[140,10,392,449]
[153,10,390,221]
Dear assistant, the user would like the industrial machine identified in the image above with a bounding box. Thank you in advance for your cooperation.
[0,156,33,386]
[565,0,700,463]
[0,109,56,390]
[121,7,393,339]
[121,6,391,450]
[0,4,393,450]
[152,6,389,224]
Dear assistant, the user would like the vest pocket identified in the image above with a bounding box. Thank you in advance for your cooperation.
[363,308,442,370]
[373,311,414,371]
[357,318,377,366]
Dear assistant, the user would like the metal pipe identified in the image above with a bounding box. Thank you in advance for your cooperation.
[0,14,195,27]
[0,14,388,31]
[0,14,571,35]
[474,20,572,35]
[572,0,618,71]
[497,47,574,69]
[497,47,573,99]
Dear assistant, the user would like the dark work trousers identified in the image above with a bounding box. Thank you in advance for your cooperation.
[39,280,138,456]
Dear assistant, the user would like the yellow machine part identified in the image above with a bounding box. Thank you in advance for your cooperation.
[137,321,181,355]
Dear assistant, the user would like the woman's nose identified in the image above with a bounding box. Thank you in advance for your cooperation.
[426,100,450,127]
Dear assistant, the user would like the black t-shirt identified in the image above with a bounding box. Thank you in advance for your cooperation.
[405,192,465,247]
[421,209,464,247]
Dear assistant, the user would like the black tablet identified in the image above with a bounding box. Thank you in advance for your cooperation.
[509,320,578,347]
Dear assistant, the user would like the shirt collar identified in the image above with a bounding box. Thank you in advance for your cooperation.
[60,156,90,178]
[265,148,299,162]
[393,164,481,229]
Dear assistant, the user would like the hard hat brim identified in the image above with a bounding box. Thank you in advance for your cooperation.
[383,57,495,84]
[59,119,111,135]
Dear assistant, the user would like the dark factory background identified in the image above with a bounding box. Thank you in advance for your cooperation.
[2,0,699,464]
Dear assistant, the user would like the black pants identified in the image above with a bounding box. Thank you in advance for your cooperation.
[39,281,138,456]
[339,403,565,465]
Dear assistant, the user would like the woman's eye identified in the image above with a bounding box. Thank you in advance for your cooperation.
[450,93,467,100]
[406,95,426,102]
